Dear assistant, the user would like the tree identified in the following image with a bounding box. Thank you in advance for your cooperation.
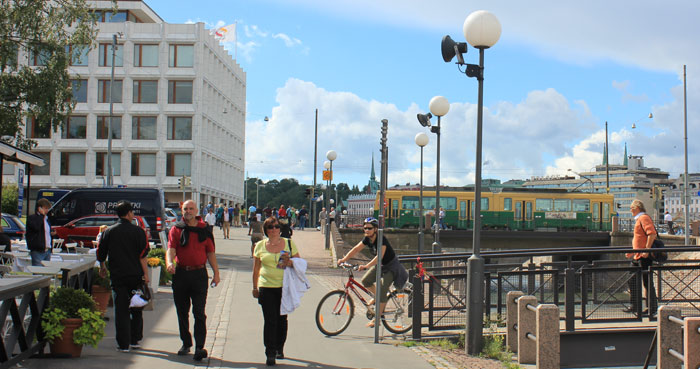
[1,184,19,215]
[0,0,108,149]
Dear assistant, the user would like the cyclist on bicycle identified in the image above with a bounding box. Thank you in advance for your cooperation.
[337,217,408,327]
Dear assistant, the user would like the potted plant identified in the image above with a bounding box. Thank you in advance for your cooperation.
[41,287,106,358]
[147,248,172,286]
[146,257,162,291]
[91,267,111,314]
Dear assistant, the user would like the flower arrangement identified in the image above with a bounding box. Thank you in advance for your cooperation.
[147,248,172,285]
[147,257,163,267]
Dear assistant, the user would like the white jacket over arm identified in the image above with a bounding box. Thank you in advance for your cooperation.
[281,258,310,315]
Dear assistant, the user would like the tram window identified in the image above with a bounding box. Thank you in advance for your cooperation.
[481,198,489,211]
[535,199,553,211]
[526,202,533,220]
[402,196,419,209]
[603,203,610,220]
[515,202,522,219]
[593,203,600,220]
[554,199,571,211]
[440,197,457,210]
[504,198,512,211]
[459,201,466,218]
[573,199,590,212]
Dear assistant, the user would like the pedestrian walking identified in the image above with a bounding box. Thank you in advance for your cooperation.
[96,201,150,352]
[222,205,231,239]
[166,200,220,361]
[318,207,327,234]
[298,205,308,230]
[250,217,264,257]
[625,199,658,316]
[252,217,301,366]
[233,204,241,227]
[664,211,674,235]
[25,198,55,266]
[205,208,216,234]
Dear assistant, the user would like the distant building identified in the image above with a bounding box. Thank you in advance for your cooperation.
[664,174,700,222]
[367,153,380,194]
[7,0,246,209]
[346,193,376,219]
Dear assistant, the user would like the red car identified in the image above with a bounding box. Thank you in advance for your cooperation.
[52,214,151,246]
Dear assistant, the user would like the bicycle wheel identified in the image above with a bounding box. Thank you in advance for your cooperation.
[316,290,354,336]
[382,287,413,334]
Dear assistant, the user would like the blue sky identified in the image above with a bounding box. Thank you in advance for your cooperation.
[145,0,698,188]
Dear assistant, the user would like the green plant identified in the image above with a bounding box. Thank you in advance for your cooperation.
[72,308,106,347]
[148,248,172,284]
[1,184,18,215]
[427,338,459,350]
[91,267,110,288]
[147,248,166,259]
[479,317,521,368]
[41,287,104,346]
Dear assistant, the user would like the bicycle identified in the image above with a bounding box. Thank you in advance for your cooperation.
[315,263,413,336]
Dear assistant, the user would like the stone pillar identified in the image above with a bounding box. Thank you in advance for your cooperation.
[536,304,560,369]
[517,295,537,365]
[658,305,682,369]
[506,291,524,353]
[684,317,700,369]
[612,215,619,233]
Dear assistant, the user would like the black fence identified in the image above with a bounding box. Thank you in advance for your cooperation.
[400,246,700,339]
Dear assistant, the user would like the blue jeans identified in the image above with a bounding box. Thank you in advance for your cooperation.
[30,250,51,266]
[299,216,306,230]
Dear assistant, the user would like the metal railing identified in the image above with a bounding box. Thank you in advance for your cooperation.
[657,306,700,369]
[60,259,97,294]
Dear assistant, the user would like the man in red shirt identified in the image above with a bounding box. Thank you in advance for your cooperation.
[624,199,657,316]
[166,200,220,361]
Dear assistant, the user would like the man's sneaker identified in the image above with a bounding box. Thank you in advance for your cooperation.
[193,348,208,361]
[116,347,130,353]
[177,345,191,355]
[130,342,141,349]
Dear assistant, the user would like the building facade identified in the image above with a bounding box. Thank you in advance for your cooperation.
[664,174,700,222]
[8,0,246,208]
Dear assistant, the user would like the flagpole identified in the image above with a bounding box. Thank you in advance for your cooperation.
[234,21,238,61]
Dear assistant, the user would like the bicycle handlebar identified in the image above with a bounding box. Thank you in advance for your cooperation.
[338,262,360,271]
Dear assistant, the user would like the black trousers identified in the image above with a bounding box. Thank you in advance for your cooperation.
[172,268,208,349]
[258,287,287,358]
[628,257,658,312]
[112,276,144,349]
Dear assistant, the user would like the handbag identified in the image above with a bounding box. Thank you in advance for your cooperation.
[651,238,668,262]
[130,280,153,310]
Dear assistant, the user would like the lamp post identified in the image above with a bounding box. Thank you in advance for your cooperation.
[256,180,264,207]
[417,96,449,252]
[441,10,501,355]
[415,132,429,254]
[324,150,337,250]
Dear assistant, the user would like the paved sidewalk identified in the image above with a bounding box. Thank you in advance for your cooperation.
[21,226,435,369]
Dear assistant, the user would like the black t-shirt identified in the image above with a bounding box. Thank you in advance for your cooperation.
[362,235,395,266]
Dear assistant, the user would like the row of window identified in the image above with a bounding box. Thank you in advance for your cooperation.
[32,152,191,177]
[399,197,593,213]
[27,116,192,140]
[19,43,194,68]
[70,79,193,104]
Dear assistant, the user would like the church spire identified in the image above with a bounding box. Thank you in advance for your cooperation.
[367,153,380,194]
[623,143,628,167]
[370,152,376,181]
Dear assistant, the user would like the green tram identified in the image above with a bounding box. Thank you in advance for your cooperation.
[374,188,615,231]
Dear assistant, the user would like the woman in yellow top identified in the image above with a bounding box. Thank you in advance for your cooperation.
[252,217,299,366]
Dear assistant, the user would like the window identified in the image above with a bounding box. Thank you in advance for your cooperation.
[26,117,50,138]
[169,45,193,67]
[133,80,158,103]
[166,153,191,176]
[66,45,89,66]
[504,198,512,211]
[70,79,88,103]
[60,152,86,175]
[134,44,158,67]
[1,44,18,70]
[98,79,122,103]
[131,153,156,176]
[31,152,51,175]
[572,199,590,212]
[421,197,457,211]
[132,116,157,140]
[535,199,553,211]
[96,10,141,23]
[98,43,123,67]
[554,199,571,211]
[96,153,121,176]
[603,203,610,220]
[63,116,87,139]
[28,45,51,66]
[167,117,192,140]
[167,80,193,103]
[593,203,600,220]
[515,202,522,220]
[96,116,121,139]
[401,196,418,210]
[481,198,489,211]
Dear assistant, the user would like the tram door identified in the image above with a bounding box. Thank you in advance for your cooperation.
[459,200,468,229]
[525,201,533,229]
[592,202,602,230]
[514,202,522,229]
[388,199,399,227]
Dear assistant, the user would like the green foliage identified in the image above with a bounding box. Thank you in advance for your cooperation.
[147,248,171,284]
[40,307,68,343]
[72,308,106,347]
[1,184,18,215]
[244,177,362,210]
[479,318,521,368]
[91,267,110,288]
[427,338,459,350]
[147,247,166,259]
[48,287,96,317]
[0,0,111,147]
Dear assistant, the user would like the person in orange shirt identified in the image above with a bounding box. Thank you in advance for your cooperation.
[624,199,658,316]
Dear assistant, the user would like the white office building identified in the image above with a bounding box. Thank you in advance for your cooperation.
[8,0,246,208]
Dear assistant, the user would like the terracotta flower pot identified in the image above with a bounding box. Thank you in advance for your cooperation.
[91,285,111,314]
[50,318,83,358]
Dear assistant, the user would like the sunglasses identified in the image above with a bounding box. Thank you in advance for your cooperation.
[266,224,281,230]
[363,227,375,230]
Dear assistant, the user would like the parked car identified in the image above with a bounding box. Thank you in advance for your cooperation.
[1,213,26,240]
[52,214,150,246]
[164,208,178,229]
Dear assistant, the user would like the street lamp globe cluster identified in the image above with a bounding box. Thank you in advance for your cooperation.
[414,132,429,254]
[324,150,337,250]
[440,9,501,355]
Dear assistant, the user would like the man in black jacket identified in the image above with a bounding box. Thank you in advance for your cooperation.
[97,201,150,352]
[26,198,54,266]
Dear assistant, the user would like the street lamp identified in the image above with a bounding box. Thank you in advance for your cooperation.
[417,95,449,252]
[256,180,265,207]
[415,132,429,254]
[324,150,337,250]
[568,169,595,192]
[442,10,501,355]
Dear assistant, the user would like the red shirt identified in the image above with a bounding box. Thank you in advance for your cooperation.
[168,217,215,266]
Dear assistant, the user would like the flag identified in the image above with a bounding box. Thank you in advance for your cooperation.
[214,23,236,43]
[316,194,323,202]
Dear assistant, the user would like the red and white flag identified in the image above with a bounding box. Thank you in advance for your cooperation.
[214,23,236,43]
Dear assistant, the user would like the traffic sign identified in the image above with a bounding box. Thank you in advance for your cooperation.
[322,170,332,181]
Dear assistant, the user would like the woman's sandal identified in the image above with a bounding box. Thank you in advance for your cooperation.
[366,319,375,328]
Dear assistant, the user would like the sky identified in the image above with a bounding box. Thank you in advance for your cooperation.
[145,0,699,189]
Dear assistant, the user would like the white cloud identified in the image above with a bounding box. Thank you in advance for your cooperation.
[273,33,302,48]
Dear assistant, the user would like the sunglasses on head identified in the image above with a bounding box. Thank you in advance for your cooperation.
[266,224,281,230]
